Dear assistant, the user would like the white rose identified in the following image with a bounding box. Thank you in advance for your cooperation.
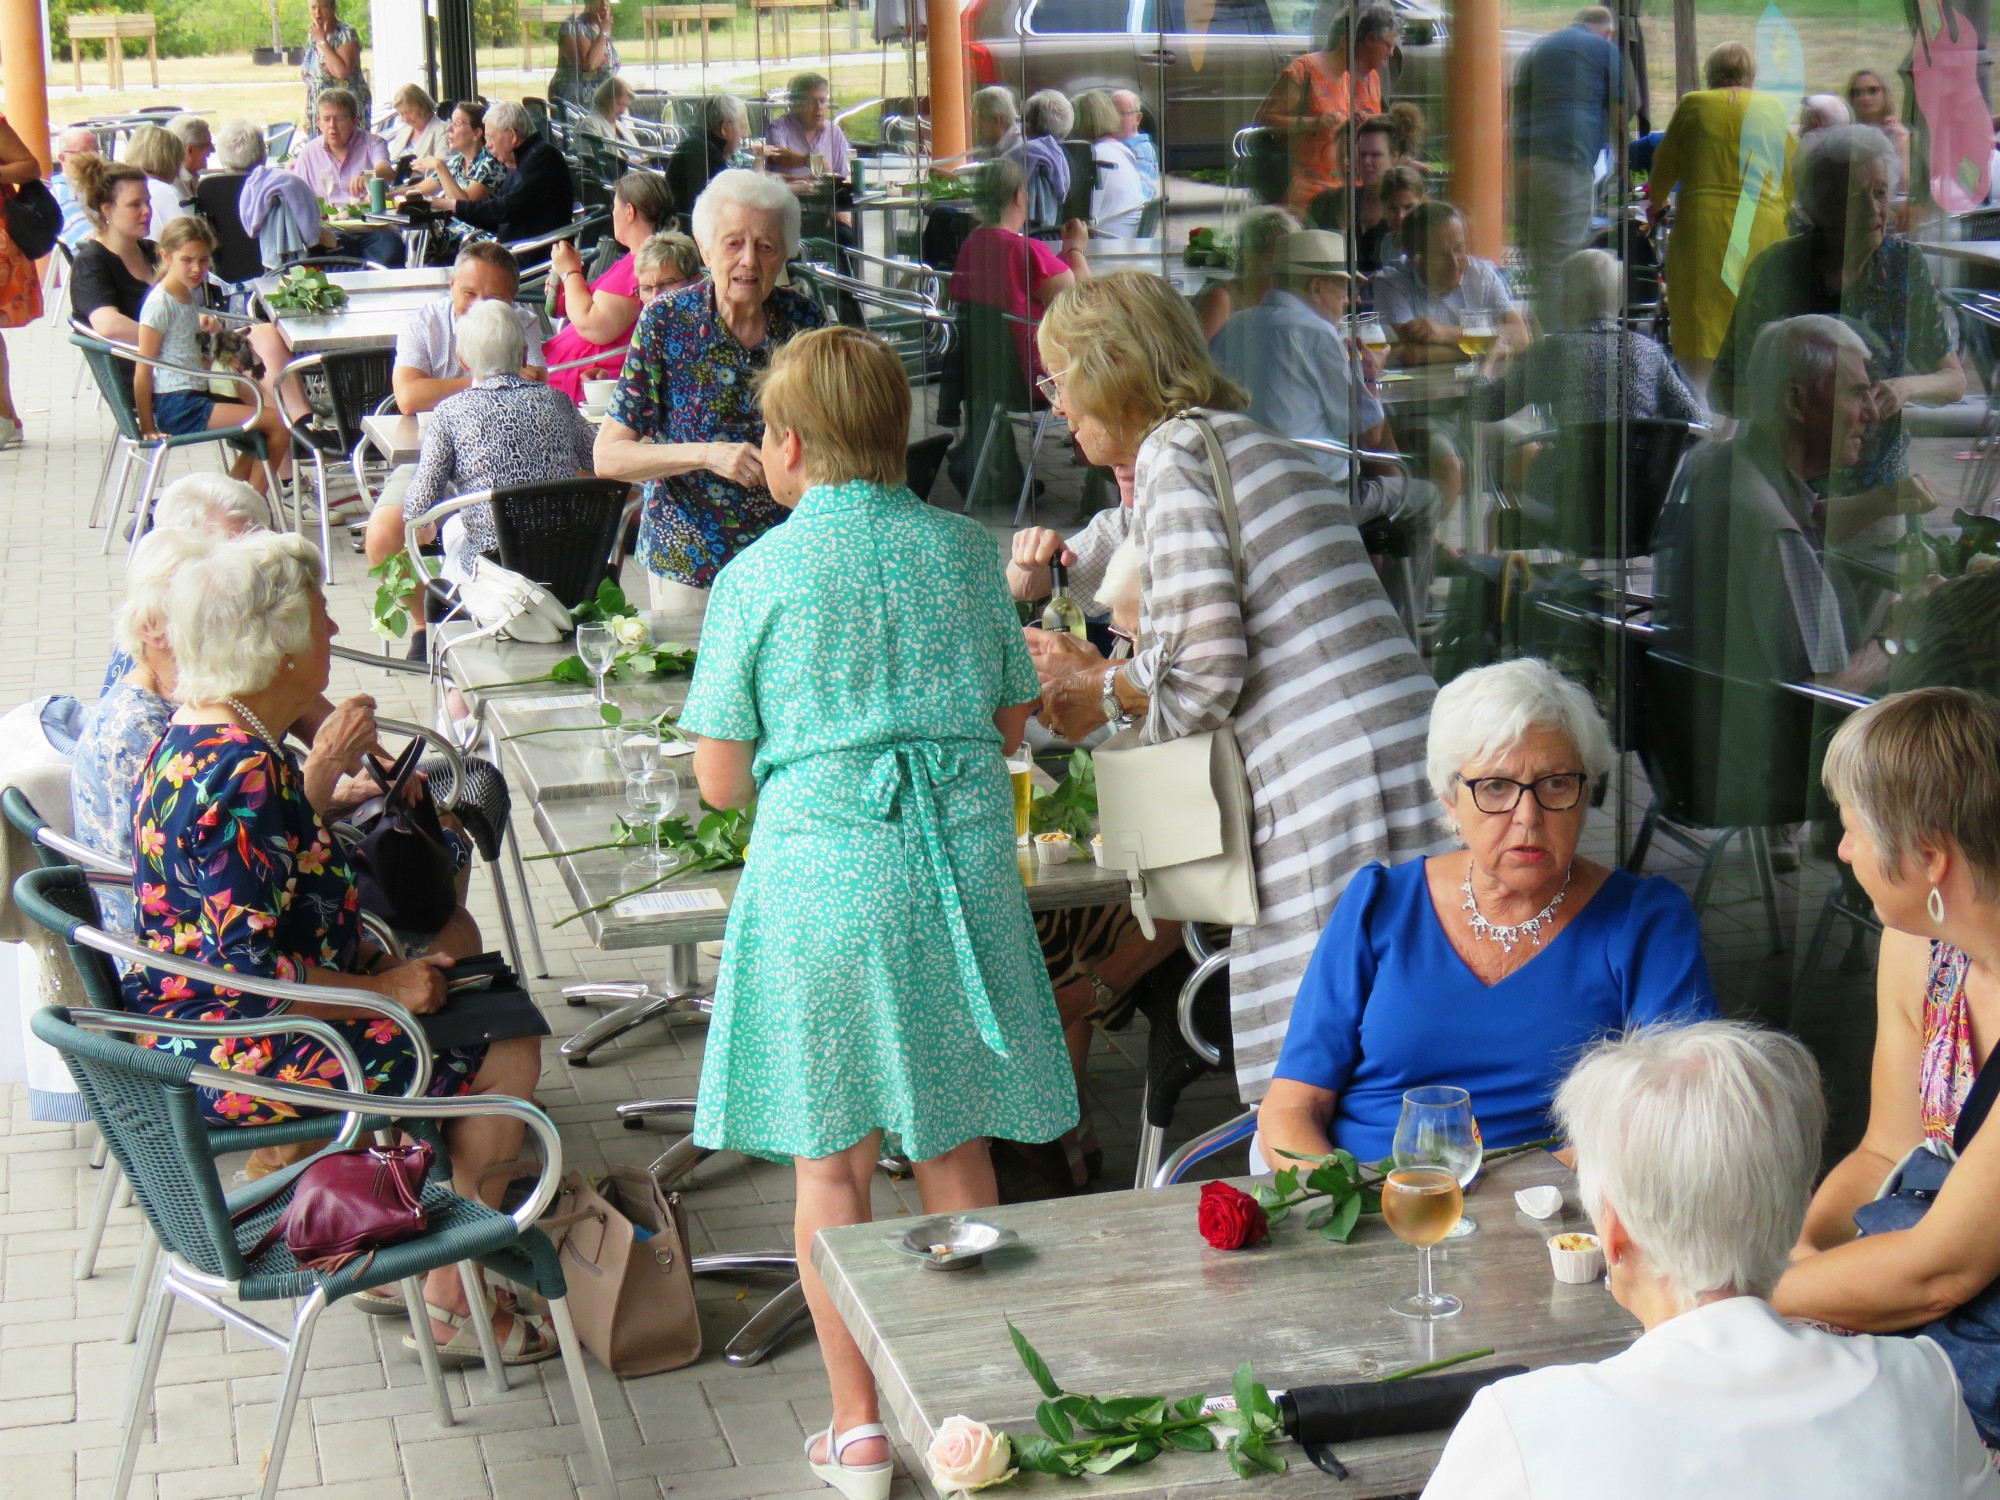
[928,1416,1015,1493]
[612,614,651,648]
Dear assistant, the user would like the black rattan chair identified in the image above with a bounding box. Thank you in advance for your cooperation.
[278,346,397,578]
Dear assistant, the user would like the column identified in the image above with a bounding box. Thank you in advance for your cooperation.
[1,0,51,173]
[1445,0,1503,260]
[370,0,428,106]
[925,0,966,160]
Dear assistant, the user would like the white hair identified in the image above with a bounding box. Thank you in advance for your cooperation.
[152,473,272,536]
[1023,89,1074,139]
[705,92,750,133]
[1794,123,1897,231]
[691,167,801,259]
[163,532,324,705]
[1425,657,1615,800]
[1556,1022,1825,1301]
[1799,93,1852,132]
[56,124,98,157]
[456,296,525,380]
[972,86,1018,128]
[1561,248,1623,325]
[117,529,222,661]
[165,113,212,148]
[1745,313,1871,426]
[484,99,531,139]
[212,117,267,173]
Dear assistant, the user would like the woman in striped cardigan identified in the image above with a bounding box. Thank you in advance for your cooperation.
[1013,270,1449,1102]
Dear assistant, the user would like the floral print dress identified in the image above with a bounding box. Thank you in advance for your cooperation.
[123,723,482,1127]
[1922,940,1979,1146]
[432,149,506,257]
[607,281,825,588]
[301,24,370,123]
[678,480,1078,1162]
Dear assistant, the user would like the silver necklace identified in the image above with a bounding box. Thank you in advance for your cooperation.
[1462,864,1572,955]
[223,696,278,749]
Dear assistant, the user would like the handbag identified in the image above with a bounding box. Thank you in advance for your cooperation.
[1093,411,1259,941]
[4,180,61,262]
[1851,1043,2000,1443]
[539,1166,702,1376]
[240,1140,435,1274]
[343,739,460,934]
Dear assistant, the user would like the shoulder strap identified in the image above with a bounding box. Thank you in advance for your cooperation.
[1181,409,1244,587]
[1954,1042,2000,1155]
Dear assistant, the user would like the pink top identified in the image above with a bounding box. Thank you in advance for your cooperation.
[1921,940,1978,1145]
[545,252,639,401]
[950,226,1070,385]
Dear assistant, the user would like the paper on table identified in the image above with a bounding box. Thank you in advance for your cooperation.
[510,693,597,711]
[659,740,697,757]
[614,888,727,917]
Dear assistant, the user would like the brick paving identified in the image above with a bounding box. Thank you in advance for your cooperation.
[0,277,1878,1499]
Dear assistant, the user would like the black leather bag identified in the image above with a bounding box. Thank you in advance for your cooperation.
[6,180,61,262]
[344,740,458,935]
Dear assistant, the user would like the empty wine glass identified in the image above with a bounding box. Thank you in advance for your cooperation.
[1393,1086,1482,1238]
[575,623,617,726]
[625,760,684,873]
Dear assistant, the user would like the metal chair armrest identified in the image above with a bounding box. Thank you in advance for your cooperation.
[1176,923,1229,1067]
[37,827,127,875]
[330,641,430,678]
[1290,435,1411,475]
[72,326,269,432]
[66,1008,370,1122]
[376,715,469,815]
[402,490,495,596]
[546,346,630,375]
[358,909,406,961]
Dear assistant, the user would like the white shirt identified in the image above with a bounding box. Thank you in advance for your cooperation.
[145,177,186,234]
[1421,1297,2000,1500]
[385,114,450,163]
[1090,137,1148,239]
[393,295,548,379]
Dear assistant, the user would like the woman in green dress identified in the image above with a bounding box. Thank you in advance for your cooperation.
[683,326,1078,1500]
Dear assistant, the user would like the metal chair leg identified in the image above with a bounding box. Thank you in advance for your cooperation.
[1688,827,1741,914]
[109,1268,174,1500]
[456,1260,509,1397]
[77,1154,122,1280]
[616,1095,697,1128]
[501,816,550,977]
[403,1272,459,1423]
[649,1135,716,1189]
[962,401,1006,514]
[549,1295,621,1500]
[120,1229,159,1344]
[485,848,532,984]
[1746,825,1786,953]
[124,441,174,564]
[1133,1112,1167,1192]
[253,1287,327,1500]
[721,1277,812,1367]
[1624,799,1660,872]
[1012,411,1053,528]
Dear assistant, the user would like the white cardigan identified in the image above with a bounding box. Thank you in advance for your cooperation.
[1421,1296,1999,1500]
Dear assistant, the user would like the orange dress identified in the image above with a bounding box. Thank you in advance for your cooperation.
[0,177,45,330]
[1265,54,1382,214]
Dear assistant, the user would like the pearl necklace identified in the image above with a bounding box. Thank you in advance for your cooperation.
[1462,864,1571,955]
[223,696,279,749]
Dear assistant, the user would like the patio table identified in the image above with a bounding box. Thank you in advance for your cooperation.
[255,267,452,300]
[272,305,415,356]
[816,1149,1639,1499]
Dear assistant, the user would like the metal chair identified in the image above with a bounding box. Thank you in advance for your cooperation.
[948,301,1052,522]
[1290,435,1429,639]
[1133,923,1239,1188]
[278,346,397,580]
[192,171,264,284]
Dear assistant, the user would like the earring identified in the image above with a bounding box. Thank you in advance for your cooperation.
[1448,820,1462,841]
[282,658,294,672]
[1929,885,1947,925]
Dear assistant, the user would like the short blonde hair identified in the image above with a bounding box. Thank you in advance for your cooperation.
[1071,88,1121,141]
[635,229,703,282]
[1705,40,1755,89]
[1822,687,2000,900]
[394,82,437,116]
[1036,271,1248,450]
[118,529,222,662]
[120,124,184,183]
[757,326,909,487]
[164,533,325,705]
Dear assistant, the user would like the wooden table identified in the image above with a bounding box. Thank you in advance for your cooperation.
[67,14,160,93]
[518,2,585,72]
[752,0,832,64]
[817,1151,1638,1499]
[640,3,737,67]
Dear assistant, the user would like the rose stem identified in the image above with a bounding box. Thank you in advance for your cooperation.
[1376,1347,1494,1383]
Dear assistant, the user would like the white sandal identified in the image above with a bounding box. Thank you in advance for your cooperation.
[806,1422,892,1500]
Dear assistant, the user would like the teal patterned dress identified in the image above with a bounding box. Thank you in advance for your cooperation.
[679,479,1079,1161]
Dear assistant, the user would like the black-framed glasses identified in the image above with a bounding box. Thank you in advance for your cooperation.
[1458,773,1588,815]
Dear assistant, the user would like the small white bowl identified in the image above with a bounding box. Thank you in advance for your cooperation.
[1548,1232,1604,1284]
[1091,835,1108,868]
[1034,833,1072,866]
[1514,1185,1564,1220]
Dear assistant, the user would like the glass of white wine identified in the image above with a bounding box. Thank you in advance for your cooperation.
[1394,1085,1482,1238]
[1381,1166,1464,1320]
[575,623,618,730]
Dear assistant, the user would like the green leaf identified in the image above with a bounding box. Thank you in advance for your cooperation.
[1127,1438,1162,1465]
[1007,1317,1063,1399]
[1273,1166,1298,1197]
[549,656,589,684]
[1172,1394,1207,1422]
[1319,1191,1364,1243]
[599,702,623,726]
[1095,1396,1162,1427]
[1076,1399,1115,1433]
[1035,1400,1073,1444]
[1304,1202,1333,1231]
[1011,1433,1074,1476]
[1080,1443,1140,1474]
[1231,1362,1259,1426]
[1230,1433,1287,1476]
[1163,1424,1215,1452]
[1263,1200,1292,1228]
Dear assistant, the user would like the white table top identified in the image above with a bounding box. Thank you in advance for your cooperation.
[361,412,423,465]
[257,266,451,295]
[1916,238,2000,266]
[274,305,411,355]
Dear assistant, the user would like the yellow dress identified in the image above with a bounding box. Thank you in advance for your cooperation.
[1650,88,1795,363]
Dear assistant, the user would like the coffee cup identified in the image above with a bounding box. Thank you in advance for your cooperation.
[582,379,619,409]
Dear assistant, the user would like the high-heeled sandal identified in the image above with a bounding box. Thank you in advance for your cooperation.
[805,1423,893,1500]
[400,1299,557,1367]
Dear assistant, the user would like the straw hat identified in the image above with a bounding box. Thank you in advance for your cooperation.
[1271,229,1351,278]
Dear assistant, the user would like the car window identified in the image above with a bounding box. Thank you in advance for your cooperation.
[1138,0,1276,33]
[1026,0,1132,33]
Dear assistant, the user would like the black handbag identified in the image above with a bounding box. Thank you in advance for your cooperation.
[344,740,459,935]
[6,180,61,262]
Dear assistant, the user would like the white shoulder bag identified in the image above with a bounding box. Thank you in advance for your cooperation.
[1093,412,1259,940]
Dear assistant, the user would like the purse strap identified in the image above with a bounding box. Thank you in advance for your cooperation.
[1954,1040,2000,1155]
[1180,408,1245,588]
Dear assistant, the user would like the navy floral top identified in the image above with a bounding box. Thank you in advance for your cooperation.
[608,280,825,587]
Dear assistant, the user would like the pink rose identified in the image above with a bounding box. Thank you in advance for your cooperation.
[927,1416,1016,1494]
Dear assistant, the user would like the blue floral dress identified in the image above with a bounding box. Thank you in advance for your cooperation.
[70,679,174,937]
[123,723,482,1127]
[301,23,369,123]
[607,281,825,588]
[433,149,506,256]
[679,480,1078,1161]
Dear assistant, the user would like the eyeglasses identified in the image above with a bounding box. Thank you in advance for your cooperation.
[1457,772,1588,815]
[1035,367,1068,407]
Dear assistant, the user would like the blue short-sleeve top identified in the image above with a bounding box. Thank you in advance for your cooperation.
[1272,858,1718,1162]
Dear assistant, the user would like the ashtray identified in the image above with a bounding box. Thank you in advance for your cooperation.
[887,1216,1019,1271]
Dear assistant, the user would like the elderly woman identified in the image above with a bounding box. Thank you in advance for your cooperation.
[1007,89,1074,229]
[1192,205,1300,339]
[383,83,450,165]
[581,77,641,146]
[1712,124,1963,495]
[119,124,188,232]
[164,114,212,200]
[1260,4,1400,214]
[401,299,596,580]
[683,326,1074,1500]
[409,99,502,210]
[1423,1023,1999,1497]
[1015,271,1447,1099]
[634,229,703,305]
[596,168,825,612]
[544,171,675,401]
[1256,658,1716,1165]
[1072,89,1149,238]
[129,530,550,1361]
[666,93,748,221]
[301,0,368,123]
[1649,42,1794,394]
[551,0,619,113]
[1774,690,2000,1442]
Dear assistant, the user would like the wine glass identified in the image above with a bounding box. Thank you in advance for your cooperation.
[624,767,669,873]
[575,623,617,726]
[1393,1085,1482,1238]
[1381,1166,1463,1320]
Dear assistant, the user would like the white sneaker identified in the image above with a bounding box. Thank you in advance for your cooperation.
[0,417,22,450]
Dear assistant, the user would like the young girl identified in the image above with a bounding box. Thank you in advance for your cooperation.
[134,216,287,494]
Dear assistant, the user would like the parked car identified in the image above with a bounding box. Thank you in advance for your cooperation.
[963,0,1534,171]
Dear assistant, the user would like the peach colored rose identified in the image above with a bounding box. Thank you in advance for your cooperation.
[927,1416,1015,1494]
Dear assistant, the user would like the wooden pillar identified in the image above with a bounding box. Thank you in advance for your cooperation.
[1446,0,1503,259]
[0,0,52,173]
[925,0,966,160]
[1673,0,1698,95]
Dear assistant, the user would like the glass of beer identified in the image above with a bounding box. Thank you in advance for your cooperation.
[1393,1085,1482,1238]
[1381,1166,1464,1319]
[1457,316,1496,377]
[1007,750,1034,843]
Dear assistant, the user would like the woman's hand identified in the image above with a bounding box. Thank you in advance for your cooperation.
[548,238,583,281]
[1023,625,1104,685]
[1007,526,1074,600]
[371,953,454,1016]
[197,313,219,335]
[301,695,380,811]
[1060,219,1091,258]
[1040,667,1111,741]
[705,442,765,488]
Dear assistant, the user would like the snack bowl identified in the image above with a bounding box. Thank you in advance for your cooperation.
[888,1216,1019,1271]
[1091,834,1108,868]
[1548,1231,1604,1284]
[1514,1185,1564,1220]
[1034,831,1073,866]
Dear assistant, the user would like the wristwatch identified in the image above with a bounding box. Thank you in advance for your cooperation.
[1082,969,1117,1015]
[1101,664,1137,731]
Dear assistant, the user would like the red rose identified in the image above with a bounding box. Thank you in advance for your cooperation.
[1198,1181,1269,1250]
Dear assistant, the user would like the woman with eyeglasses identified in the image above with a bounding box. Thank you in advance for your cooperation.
[1254,658,1718,1169]
[543,171,675,402]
